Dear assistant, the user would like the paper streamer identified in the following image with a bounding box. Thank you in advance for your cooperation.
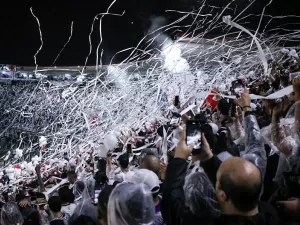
[223,16,269,76]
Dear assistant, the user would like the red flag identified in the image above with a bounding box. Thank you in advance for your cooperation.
[14,164,21,169]
[201,90,220,111]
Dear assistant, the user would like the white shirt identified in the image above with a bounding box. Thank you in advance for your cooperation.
[114,170,135,183]
[61,203,77,216]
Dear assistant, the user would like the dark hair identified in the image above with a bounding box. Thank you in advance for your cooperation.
[50,220,65,225]
[219,173,261,212]
[118,153,129,169]
[70,215,97,225]
[48,196,62,213]
[23,210,40,225]
[98,185,115,224]
[16,192,28,202]
[201,124,217,149]
[36,192,46,199]
[94,171,108,184]
[68,171,77,179]
[58,187,74,204]
[218,99,230,116]
[280,75,289,87]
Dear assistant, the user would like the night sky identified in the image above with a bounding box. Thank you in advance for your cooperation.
[0,0,299,66]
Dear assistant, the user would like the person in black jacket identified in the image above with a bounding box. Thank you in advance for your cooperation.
[162,88,279,225]
[161,131,219,225]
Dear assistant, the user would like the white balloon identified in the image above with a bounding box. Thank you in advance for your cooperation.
[103,134,118,150]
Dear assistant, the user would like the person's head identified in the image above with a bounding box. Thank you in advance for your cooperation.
[0,202,24,225]
[129,169,160,200]
[94,171,108,184]
[184,172,220,218]
[35,192,46,200]
[50,220,65,225]
[280,75,289,87]
[108,183,155,225]
[70,215,97,225]
[140,155,160,176]
[217,99,230,116]
[58,187,74,204]
[262,100,274,115]
[48,196,62,214]
[215,157,261,215]
[73,181,85,197]
[16,192,29,206]
[68,171,77,184]
[117,153,129,170]
[97,185,115,225]
[23,210,40,225]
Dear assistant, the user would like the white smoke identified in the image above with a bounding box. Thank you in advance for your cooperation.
[147,16,190,74]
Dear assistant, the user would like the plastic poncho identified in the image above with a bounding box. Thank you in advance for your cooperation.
[1,202,24,225]
[69,199,98,225]
[184,172,220,218]
[108,183,155,225]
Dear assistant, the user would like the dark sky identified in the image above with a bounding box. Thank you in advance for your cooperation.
[0,0,299,66]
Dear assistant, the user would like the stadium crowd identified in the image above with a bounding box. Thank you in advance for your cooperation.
[0,53,300,225]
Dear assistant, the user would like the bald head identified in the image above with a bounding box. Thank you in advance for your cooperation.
[219,157,261,186]
[217,157,262,213]
[140,155,160,176]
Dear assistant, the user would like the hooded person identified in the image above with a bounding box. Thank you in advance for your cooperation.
[128,169,163,225]
[162,148,220,225]
[0,202,24,225]
[107,183,155,225]
[69,199,98,225]
[97,185,116,225]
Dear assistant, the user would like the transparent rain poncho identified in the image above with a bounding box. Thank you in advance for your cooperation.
[69,199,99,225]
[183,172,220,218]
[0,202,24,225]
[70,179,99,225]
[265,102,300,183]
[107,183,155,225]
[242,115,267,180]
[72,180,87,203]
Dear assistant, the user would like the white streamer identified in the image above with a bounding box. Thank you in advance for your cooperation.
[30,7,44,75]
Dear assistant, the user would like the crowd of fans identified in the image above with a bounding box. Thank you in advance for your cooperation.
[0,55,300,225]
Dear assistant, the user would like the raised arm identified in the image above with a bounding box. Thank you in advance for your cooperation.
[235,88,267,176]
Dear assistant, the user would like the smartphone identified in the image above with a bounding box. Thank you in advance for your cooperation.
[186,120,202,153]
[231,79,246,97]
[127,144,132,154]
[174,96,180,107]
